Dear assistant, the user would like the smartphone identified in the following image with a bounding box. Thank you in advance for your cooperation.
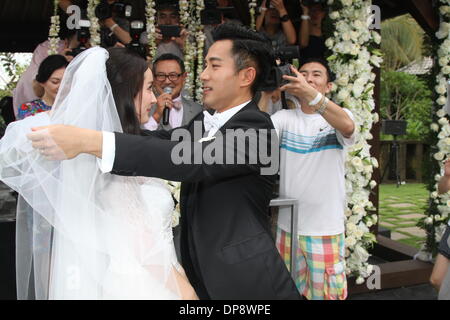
[159,25,181,38]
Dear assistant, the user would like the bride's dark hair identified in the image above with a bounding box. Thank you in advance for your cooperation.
[105,47,149,135]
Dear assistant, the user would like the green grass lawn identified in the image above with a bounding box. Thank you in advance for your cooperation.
[378,183,428,249]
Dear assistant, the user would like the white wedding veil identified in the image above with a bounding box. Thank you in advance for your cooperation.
[0,47,181,299]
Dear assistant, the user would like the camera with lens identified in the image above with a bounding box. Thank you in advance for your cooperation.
[200,0,238,25]
[97,1,134,48]
[127,20,147,59]
[260,46,300,91]
[95,1,132,20]
[301,0,327,6]
[67,19,91,57]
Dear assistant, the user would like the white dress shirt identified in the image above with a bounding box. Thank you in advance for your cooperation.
[99,100,251,173]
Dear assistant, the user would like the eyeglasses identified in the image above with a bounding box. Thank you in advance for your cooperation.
[155,73,183,81]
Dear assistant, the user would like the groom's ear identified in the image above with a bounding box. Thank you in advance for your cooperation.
[239,67,257,90]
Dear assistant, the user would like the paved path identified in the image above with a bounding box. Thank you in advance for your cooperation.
[379,184,428,249]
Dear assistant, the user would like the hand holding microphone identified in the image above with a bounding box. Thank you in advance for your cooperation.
[162,87,173,125]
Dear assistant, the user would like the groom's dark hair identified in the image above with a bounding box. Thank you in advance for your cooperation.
[211,23,276,95]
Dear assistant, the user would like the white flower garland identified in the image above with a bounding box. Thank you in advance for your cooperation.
[418,0,450,259]
[145,0,157,58]
[195,0,205,102]
[87,0,101,46]
[48,0,60,55]
[180,0,195,98]
[248,0,258,30]
[326,0,382,282]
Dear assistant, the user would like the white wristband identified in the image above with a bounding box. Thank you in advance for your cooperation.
[301,15,311,20]
[309,92,323,106]
[110,23,119,32]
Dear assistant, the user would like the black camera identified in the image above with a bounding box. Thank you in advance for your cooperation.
[260,46,300,91]
[96,1,132,20]
[301,0,327,6]
[127,20,147,59]
[67,19,91,57]
[159,25,181,38]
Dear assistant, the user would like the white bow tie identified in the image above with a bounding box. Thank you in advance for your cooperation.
[203,111,221,133]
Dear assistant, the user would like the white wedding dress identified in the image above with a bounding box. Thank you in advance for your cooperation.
[0,47,184,300]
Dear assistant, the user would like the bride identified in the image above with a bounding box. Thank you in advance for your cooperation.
[0,47,197,300]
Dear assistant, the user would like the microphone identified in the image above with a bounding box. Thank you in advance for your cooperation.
[162,87,173,126]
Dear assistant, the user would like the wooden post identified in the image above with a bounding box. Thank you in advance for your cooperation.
[416,142,423,182]
[399,141,407,182]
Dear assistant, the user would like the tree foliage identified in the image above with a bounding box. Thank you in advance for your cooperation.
[381,14,425,71]
[380,70,432,141]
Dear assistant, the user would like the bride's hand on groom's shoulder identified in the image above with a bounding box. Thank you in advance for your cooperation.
[27,125,103,160]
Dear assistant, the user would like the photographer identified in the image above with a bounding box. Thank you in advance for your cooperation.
[299,1,327,60]
[271,58,355,300]
[256,0,297,50]
[154,1,188,59]
[95,0,132,46]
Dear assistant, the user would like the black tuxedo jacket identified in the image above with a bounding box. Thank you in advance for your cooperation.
[111,101,300,300]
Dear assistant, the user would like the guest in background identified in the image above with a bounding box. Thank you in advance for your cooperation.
[143,54,202,131]
[12,31,77,118]
[298,2,327,60]
[256,0,297,51]
[17,55,68,120]
[154,2,188,60]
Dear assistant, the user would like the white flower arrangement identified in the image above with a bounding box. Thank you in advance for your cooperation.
[48,0,60,55]
[195,0,205,102]
[180,0,196,98]
[326,0,381,279]
[417,0,450,259]
[145,0,157,58]
[87,0,101,46]
[248,0,258,30]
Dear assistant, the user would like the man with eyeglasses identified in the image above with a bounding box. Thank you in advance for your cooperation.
[144,54,202,131]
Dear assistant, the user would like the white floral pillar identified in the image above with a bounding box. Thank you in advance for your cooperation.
[48,0,60,55]
[326,0,382,282]
[87,0,101,46]
[145,0,157,58]
[195,0,206,102]
[417,0,450,259]
[180,0,196,98]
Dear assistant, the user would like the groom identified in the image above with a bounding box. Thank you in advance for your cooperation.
[29,24,300,300]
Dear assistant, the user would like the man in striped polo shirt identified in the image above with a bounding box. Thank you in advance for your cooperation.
[271,58,356,300]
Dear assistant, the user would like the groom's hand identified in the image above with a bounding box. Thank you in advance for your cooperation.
[27,125,103,160]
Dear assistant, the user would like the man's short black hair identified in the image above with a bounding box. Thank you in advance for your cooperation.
[153,53,185,73]
[211,23,276,95]
[299,57,336,82]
